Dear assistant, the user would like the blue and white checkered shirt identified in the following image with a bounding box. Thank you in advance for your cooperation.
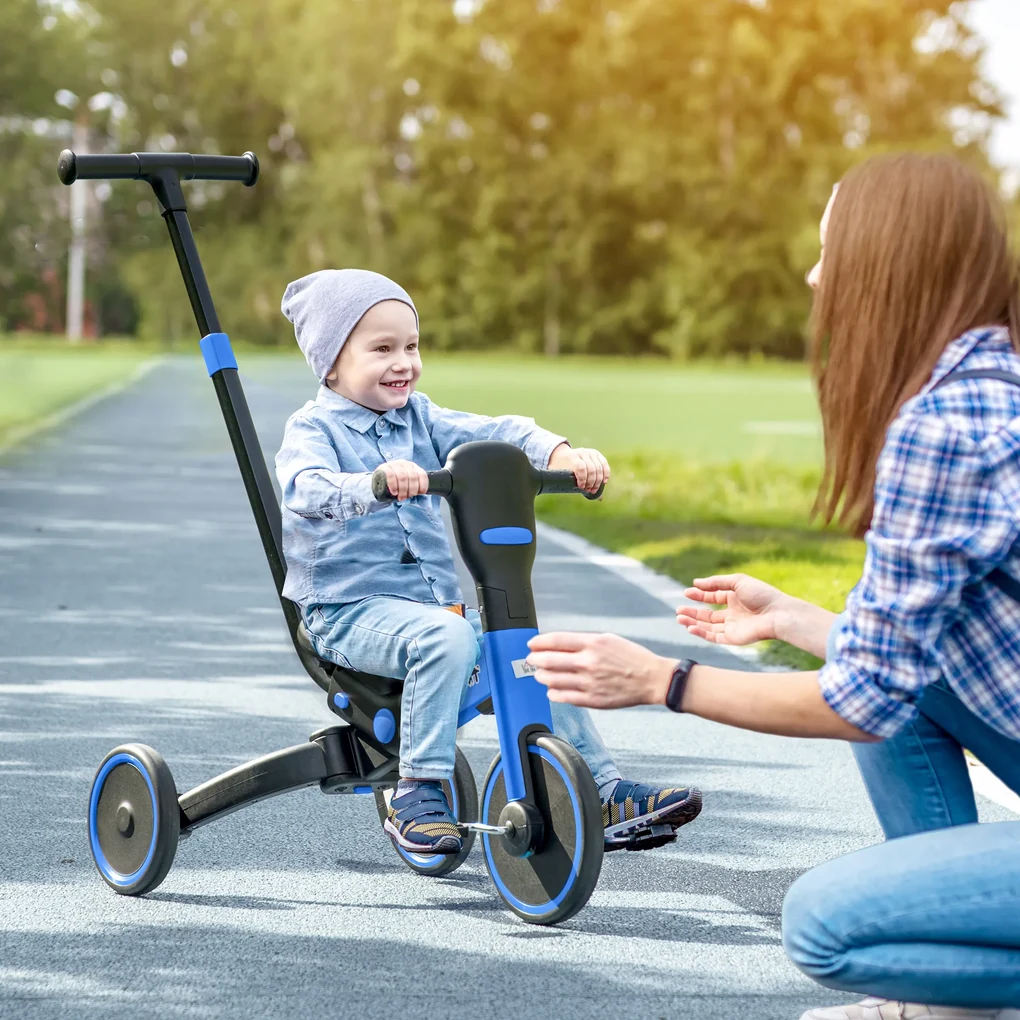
[821,326,1020,741]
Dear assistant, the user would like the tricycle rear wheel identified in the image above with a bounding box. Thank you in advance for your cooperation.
[374,745,477,876]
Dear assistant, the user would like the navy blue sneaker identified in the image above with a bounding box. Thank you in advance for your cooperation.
[602,780,702,851]
[384,782,463,855]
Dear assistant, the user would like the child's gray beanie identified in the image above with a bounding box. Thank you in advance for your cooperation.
[280,269,419,382]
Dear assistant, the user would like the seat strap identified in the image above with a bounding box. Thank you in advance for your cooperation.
[929,368,1020,604]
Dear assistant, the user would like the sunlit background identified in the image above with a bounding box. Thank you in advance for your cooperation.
[3,0,1020,643]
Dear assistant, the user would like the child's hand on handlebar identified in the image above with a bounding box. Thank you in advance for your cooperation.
[379,459,429,501]
[548,443,610,495]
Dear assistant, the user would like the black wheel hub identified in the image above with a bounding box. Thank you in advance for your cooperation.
[499,799,544,857]
[116,802,134,837]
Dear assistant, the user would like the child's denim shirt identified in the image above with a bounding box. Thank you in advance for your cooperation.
[275,386,566,611]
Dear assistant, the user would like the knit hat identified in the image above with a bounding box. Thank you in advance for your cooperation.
[280,269,419,381]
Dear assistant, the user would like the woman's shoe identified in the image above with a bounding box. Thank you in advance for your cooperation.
[799,999,1020,1019]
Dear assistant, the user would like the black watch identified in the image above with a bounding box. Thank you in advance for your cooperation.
[665,658,697,713]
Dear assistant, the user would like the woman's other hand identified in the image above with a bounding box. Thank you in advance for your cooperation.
[678,574,837,659]
[676,574,787,646]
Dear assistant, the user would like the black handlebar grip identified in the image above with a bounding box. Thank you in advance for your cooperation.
[371,469,394,502]
[57,150,259,187]
[58,151,139,184]
[371,468,453,503]
[538,470,605,500]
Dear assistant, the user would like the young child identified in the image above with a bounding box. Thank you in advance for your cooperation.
[275,268,702,855]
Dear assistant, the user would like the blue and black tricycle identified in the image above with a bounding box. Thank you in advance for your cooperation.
[59,149,656,925]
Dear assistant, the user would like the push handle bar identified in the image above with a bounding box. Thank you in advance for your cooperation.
[57,150,259,187]
[370,466,604,503]
[372,468,454,504]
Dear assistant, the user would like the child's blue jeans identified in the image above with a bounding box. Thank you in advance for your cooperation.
[304,596,623,788]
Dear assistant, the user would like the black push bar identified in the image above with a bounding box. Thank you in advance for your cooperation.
[54,148,335,693]
[371,466,603,503]
[57,150,259,187]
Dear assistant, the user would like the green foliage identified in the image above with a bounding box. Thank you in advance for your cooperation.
[0,0,1007,355]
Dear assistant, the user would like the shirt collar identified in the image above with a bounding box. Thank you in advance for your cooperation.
[921,325,1013,395]
[314,385,409,433]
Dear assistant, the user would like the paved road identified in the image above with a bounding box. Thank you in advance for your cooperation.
[1,356,1010,1020]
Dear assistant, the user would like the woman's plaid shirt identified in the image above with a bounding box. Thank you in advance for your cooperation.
[821,326,1020,740]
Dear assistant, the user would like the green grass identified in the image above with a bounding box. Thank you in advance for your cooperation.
[0,339,150,446]
[417,353,823,464]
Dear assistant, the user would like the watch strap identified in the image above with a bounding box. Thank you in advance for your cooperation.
[665,658,696,713]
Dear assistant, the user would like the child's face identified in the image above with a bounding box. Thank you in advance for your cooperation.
[325,300,421,412]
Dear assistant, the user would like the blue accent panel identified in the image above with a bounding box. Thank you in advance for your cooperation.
[332,691,349,710]
[352,786,373,794]
[480,527,533,546]
[373,708,396,745]
[481,747,582,916]
[199,332,237,376]
[482,628,551,803]
[88,753,158,888]
[457,658,492,728]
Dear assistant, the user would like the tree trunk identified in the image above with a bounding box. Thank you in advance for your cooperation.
[543,254,561,357]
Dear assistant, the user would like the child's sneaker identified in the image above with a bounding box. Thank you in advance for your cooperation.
[799,999,1019,1019]
[383,781,463,855]
[602,779,702,850]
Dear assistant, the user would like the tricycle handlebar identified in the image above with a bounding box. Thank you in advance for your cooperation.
[370,466,603,503]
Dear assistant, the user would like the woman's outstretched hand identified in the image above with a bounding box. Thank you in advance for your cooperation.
[676,574,787,647]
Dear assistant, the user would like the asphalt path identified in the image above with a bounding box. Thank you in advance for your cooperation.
[1,355,1011,1020]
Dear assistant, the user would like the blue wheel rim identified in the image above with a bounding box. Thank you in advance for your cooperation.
[88,753,159,888]
[480,746,583,916]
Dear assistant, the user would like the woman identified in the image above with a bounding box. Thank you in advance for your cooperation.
[526,153,1020,1019]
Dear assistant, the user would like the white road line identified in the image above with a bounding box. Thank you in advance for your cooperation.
[0,356,163,456]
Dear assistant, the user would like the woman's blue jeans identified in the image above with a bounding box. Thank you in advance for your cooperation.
[782,819,1020,1008]
[783,617,1020,1006]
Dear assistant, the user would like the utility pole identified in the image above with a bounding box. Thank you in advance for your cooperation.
[66,113,88,341]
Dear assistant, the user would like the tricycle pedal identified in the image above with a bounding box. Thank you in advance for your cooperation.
[604,824,677,853]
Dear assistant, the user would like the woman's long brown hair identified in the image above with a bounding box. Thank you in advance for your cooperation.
[811,152,1020,537]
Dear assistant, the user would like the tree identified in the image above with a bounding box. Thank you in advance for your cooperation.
[27,0,1004,355]
[0,0,92,332]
